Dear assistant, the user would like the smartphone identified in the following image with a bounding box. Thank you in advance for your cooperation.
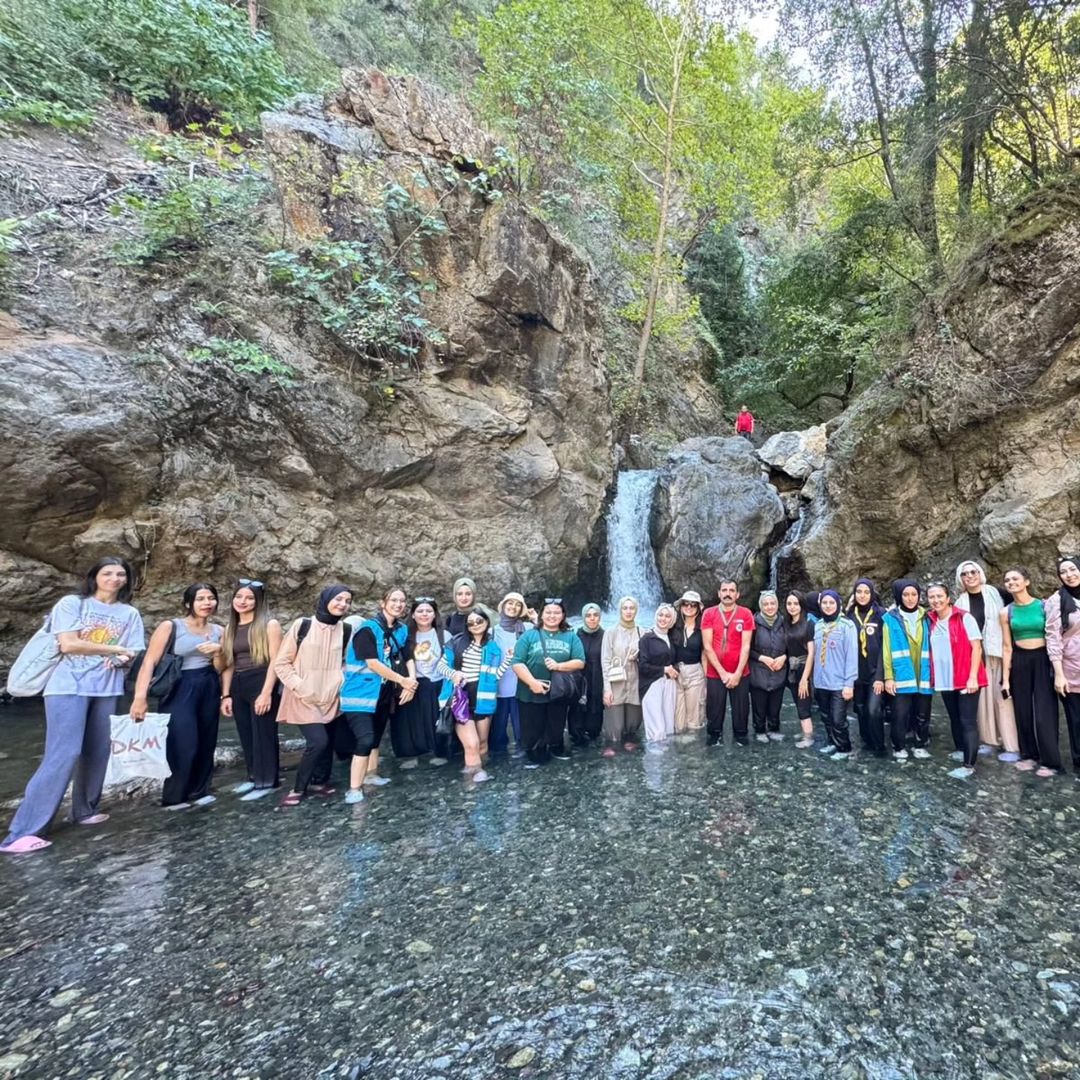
[1001,688,1010,700]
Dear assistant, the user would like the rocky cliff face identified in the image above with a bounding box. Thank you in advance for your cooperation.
[0,72,620,659]
[784,185,1080,595]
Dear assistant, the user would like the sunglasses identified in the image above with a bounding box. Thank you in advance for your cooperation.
[544,597,564,606]
[466,617,487,626]
[414,596,435,604]
[681,600,699,606]
[238,578,264,588]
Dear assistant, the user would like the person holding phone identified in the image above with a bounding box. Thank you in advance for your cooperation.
[926,583,986,779]
[511,598,585,768]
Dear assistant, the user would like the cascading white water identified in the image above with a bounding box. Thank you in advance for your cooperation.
[606,470,665,613]
[768,510,806,591]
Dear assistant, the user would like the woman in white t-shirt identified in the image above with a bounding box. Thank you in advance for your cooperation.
[2,557,145,855]
[395,598,452,768]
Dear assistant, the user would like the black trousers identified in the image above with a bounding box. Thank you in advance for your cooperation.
[815,688,851,753]
[1011,647,1060,768]
[161,667,221,806]
[340,685,396,758]
[1063,692,1080,771]
[294,722,333,794]
[941,689,980,767]
[853,681,884,753]
[750,685,784,733]
[519,700,571,763]
[784,664,812,720]
[889,693,931,750]
[390,677,439,759]
[568,696,603,744]
[231,667,280,789]
[706,678,750,739]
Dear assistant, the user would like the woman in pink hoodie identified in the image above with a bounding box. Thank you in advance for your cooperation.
[1044,555,1080,776]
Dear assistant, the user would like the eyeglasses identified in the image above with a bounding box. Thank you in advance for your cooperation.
[238,578,264,588]
[414,596,435,604]
[466,617,486,626]
[544,597,563,605]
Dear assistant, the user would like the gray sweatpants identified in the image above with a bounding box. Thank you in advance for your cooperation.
[4,695,117,844]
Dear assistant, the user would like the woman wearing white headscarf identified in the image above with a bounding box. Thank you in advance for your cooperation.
[954,559,1020,760]
[639,604,679,743]
[601,596,643,755]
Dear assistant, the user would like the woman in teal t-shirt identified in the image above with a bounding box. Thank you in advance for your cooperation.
[511,598,586,768]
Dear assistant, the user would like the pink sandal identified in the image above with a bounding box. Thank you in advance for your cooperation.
[601,747,616,758]
[1,835,52,854]
[280,792,303,807]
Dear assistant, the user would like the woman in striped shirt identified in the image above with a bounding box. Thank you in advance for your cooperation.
[439,608,508,783]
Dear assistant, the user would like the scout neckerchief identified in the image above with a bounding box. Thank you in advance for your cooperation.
[818,618,842,672]
[852,606,875,658]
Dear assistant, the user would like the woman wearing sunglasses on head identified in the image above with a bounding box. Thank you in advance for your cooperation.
[217,579,283,799]
[511,597,586,767]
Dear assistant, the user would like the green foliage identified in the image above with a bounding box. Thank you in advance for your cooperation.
[112,172,266,265]
[189,336,295,386]
[265,240,445,364]
[0,0,294,130]
[131,120,259,172]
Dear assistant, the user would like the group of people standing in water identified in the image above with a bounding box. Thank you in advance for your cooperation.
[4,555,1080,855]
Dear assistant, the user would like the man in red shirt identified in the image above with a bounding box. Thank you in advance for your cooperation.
[701,580,755,745]
[735,405,754,440]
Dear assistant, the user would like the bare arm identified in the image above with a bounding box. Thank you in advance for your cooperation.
[130,621,174,721]
[999,611,1013,688]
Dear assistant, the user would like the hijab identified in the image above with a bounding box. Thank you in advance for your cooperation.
[499,592,528,634]
[652,603,676,643]
[1057,556,1080,628]
[818,589,842,623]
[315,583,351,625]
[892,578,921,613]
[452,576,477,611]
[617,596,639,629]
[580,602,603,632]
[757,590,779,628]
[803,591,822,619]
[849,577,881,615]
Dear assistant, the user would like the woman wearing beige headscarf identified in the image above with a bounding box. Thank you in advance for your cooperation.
[672,590,706,732]
[601,596,642,756]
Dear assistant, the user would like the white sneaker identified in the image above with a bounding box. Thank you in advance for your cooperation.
[363,775,391,787]
[912,748,931,759]
[819,744,836,755]
[893,750,909,761]
[240,787,273,801]
[755,733,770,744]
[948,766,975,780]
[430,757,448,767]
[795,737,814,749]
[164,802,191,812]
[192,795,216,806]
[472,769,491,783]
[398,759,418,770]
[832,751,850,760]
[232,781,255,795]
[948,750,964,762]
[768,733,785,742]
[344,788,364,804]
[977,744,994,756]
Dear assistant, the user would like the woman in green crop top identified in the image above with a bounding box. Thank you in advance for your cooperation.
[1000,566,1061,776]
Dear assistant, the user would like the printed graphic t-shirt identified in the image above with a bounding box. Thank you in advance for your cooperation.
[701,604,754,678]
[44,595,145,697]
[511,628,586,703]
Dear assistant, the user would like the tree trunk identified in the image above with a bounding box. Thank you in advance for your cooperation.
[958,0,991,218]
[248,0,258,35]
[917,0,941,264]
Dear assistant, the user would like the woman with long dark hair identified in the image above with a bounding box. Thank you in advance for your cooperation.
[511,598,586,767]
[672,591,706,734]
[1046,556,1080,775]
[846,578,885,755]
[783,592,816,748]
[132,583,223,809]
[395,597,450,768]
[275,584,354,806]
[2,557,145,854]
[340,587,417,801]
[1001,567,1060,776]
[218,579,283,799]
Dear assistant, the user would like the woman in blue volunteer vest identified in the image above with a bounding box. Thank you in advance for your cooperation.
[511,598,586,767]
[340,587,417,803]
[881,579,933,761]
[438,607,505,782]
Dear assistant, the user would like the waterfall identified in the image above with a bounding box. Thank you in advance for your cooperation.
[768,509,806,591]
[606,470,665,612]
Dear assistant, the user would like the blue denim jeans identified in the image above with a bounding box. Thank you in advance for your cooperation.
[489,696,521,753]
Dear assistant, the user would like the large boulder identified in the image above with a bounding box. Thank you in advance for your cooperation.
[784,184,1080,594]
[0,72,615,662]
[757,425,826,481]
[652,437,786,602]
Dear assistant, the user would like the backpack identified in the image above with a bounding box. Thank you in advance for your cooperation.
[124,619,182,703]
[6,602,79,697]
[297,617,353,659]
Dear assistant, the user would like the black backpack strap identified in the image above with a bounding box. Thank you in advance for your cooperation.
[342,623,354,660]
[296,617,312,648]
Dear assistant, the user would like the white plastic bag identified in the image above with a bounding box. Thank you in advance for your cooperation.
[6,617,61,696]
[105,713,172,786]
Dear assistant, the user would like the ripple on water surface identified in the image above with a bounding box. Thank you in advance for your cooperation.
[0,710,1078,1079]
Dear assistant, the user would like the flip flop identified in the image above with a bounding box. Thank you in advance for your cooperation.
[1,835,52,854]
[280,792,303,807]
[76,813,110,826]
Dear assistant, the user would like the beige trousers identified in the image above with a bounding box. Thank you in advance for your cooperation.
[675,662,706,732]
[979,656,1019,753]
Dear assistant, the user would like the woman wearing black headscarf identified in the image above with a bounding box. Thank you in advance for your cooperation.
[1045,556,1080,775]
[846,577,885,755]
[274,584,354,805]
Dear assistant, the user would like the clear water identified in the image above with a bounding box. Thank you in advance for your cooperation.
[606,470,665,617]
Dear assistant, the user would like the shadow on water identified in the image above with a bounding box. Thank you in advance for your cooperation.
[1,697,1079,1078]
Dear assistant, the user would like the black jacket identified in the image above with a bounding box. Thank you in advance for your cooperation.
[576,628,605,710]
[749,614,789,691]
[846,605,885,684]
[637,631,676,702]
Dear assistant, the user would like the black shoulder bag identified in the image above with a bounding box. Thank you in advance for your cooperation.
[540,632,585,704]
[124,618,182,703]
